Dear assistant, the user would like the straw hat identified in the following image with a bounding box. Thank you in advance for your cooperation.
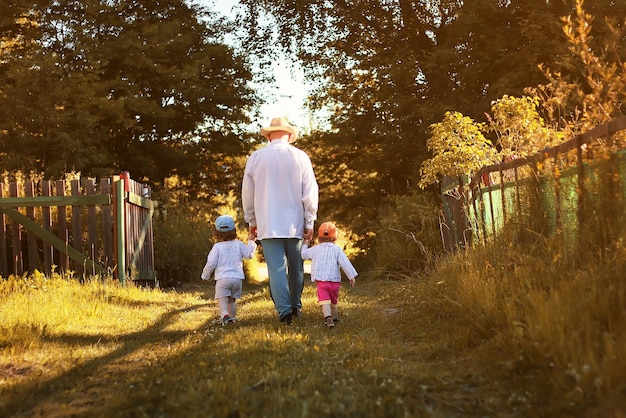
[260,117,299,143]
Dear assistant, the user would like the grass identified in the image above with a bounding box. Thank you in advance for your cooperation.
[1,243,625,417]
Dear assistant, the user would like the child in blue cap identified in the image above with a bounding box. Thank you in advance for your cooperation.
[201,215,257,325]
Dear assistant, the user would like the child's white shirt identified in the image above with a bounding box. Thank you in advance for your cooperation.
[201,240,257,281]
[301,242,357,283]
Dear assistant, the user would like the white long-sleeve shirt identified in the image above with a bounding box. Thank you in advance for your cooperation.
[301,242,358,283]
[200,240,257,281]
[242,139,318,240]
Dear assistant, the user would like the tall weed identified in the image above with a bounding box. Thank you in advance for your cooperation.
[373,190,443,274]
[426,229,626,411]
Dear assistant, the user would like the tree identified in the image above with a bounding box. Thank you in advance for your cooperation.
[530,0,626,134]
[0,0,257,190]
[419,0,626,191]
[234,0,583,246]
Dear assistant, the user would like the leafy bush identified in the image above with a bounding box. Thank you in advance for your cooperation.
[153,198,211,288]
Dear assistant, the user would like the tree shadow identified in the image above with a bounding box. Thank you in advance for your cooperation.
[2,302,213,417]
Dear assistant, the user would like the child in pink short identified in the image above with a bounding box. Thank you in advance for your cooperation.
[301,222,357,328]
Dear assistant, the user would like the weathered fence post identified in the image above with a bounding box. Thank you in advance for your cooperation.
[0,186,7,277]
[9,182,22,275]
[115,177,127,285]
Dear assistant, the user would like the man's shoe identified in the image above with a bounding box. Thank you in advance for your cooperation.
[280,313,293,325]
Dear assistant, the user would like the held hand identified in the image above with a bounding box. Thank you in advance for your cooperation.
[247,231,256,241]
[303,228,313,241]
[250,226,257,239]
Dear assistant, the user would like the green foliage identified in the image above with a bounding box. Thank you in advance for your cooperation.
[152,194,213,288]
[417,93,566,191]
[0,0,256,187]
[242,1,625,229]
[299,132,381,257]
[234,1,594,251]
[487,95,565,159]
[419,111,497,188]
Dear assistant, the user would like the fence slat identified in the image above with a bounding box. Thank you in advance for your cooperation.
[25,182,38,273]
[101,178,114,269]
[9,183,23,275]
[0,186,7,277]
[71,180,83,275]
[42,181,53,276]
[56,180,70,272]
[85,179,98,269]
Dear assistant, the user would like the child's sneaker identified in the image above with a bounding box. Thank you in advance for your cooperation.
[332,318,340,326]
[222,315,233,326]
[324,316,335,329]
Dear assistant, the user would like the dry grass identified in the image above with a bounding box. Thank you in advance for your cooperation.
[1,245,625,417]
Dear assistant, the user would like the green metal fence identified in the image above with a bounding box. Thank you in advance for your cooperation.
[441,117,626,257]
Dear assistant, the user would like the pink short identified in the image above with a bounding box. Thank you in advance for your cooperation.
[316,281,340,305]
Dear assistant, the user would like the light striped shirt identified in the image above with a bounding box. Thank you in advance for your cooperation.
[201,240,257,281]
[301,242,358,283]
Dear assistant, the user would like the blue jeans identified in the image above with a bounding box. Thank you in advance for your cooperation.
[261,238,304,319]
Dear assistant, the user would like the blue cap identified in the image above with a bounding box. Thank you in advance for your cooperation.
[215,215,235,232]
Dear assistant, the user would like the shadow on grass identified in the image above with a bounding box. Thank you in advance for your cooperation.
[1,302,213,417]
[2,280,480,418]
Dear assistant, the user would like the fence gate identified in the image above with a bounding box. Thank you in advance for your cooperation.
[0,172,157,286]
[115,172,157,286]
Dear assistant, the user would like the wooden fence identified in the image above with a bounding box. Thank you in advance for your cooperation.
[0,172,157,285]
[441,117,626,256]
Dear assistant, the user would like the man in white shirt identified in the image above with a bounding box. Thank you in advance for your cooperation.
[242,117,319,324]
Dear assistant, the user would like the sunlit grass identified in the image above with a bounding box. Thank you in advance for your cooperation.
[1,248,625,417]
[1,273,425,417]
